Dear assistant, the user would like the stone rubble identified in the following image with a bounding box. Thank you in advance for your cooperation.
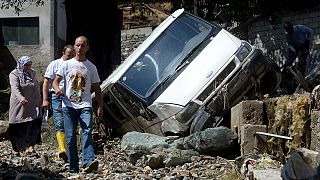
[0,137,240,179]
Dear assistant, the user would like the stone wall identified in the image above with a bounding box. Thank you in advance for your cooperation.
[248,7,320,68]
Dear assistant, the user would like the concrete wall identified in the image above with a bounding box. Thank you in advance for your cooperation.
[0,1,53,80]
[248,7,320,68]
[56,0,68,58]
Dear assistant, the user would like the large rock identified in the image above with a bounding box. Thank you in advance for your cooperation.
[120,131,177,163]
[163,148,199,167]
[121,127,237,167]
[173,126,237,154]
[281,148,320,179]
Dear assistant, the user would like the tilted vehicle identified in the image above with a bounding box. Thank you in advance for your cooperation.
[93,9,282,136]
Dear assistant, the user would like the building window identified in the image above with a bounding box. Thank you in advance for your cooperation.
[0,17,39,45]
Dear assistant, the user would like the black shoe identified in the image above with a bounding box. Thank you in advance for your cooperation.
[83,160,98,173]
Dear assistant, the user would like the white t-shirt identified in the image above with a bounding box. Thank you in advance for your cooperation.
[56,58,100,109]
[44,58,65,92]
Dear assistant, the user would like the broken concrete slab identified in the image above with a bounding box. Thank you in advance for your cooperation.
[240,124,267,155]
[231,100,264,140]
[252,169,281,180]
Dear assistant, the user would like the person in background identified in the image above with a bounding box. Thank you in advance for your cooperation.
[8,56,42,156]
[42,45,75,161]
[283,21,313,75]
[53,36,103,173]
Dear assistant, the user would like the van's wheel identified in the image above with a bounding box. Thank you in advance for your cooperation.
[189,109,214,134]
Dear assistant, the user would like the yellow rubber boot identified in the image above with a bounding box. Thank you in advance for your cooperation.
[56,132,68,161]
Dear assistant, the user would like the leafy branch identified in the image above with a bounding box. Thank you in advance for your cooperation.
[0,0,46,15]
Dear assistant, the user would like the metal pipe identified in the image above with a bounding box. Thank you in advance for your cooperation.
[255,131,293,140]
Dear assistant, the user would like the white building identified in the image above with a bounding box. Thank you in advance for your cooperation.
[0,0,67,79]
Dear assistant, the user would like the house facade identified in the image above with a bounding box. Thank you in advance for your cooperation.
[0,0,67,80]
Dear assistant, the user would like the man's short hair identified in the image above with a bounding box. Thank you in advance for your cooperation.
[63,45,74,53]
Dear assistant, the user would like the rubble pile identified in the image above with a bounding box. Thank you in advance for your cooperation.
[263,94,311,161]
[0,137,239,179]
[1,91,320,179]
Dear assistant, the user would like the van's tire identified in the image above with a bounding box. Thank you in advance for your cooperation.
[189,109,213,134]
[260,58,282,95]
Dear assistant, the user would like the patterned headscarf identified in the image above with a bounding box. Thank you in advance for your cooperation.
[17,56,32,82]
[17,56,32,70]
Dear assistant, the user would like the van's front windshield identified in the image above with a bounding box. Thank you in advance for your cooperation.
[120,12,219,99]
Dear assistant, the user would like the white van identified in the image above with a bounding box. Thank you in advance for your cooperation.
[94,9,281,136]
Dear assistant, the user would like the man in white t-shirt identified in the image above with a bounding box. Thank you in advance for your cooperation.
[52,36,103,173]
[42,45,75,161]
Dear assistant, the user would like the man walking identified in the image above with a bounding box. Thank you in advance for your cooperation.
[42,45,75,161]
[53,36,103,173]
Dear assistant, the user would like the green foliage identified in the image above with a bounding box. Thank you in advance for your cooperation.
[119,0,320,23]
[3,0,320,22]
[0,0,46,15]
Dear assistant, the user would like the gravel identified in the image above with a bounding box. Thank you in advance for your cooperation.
[0,134,240,179]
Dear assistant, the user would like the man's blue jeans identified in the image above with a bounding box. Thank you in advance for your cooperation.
[62,107,95,172]
[50,92,64,132]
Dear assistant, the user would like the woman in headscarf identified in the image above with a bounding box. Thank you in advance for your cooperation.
[8,56,42,156]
